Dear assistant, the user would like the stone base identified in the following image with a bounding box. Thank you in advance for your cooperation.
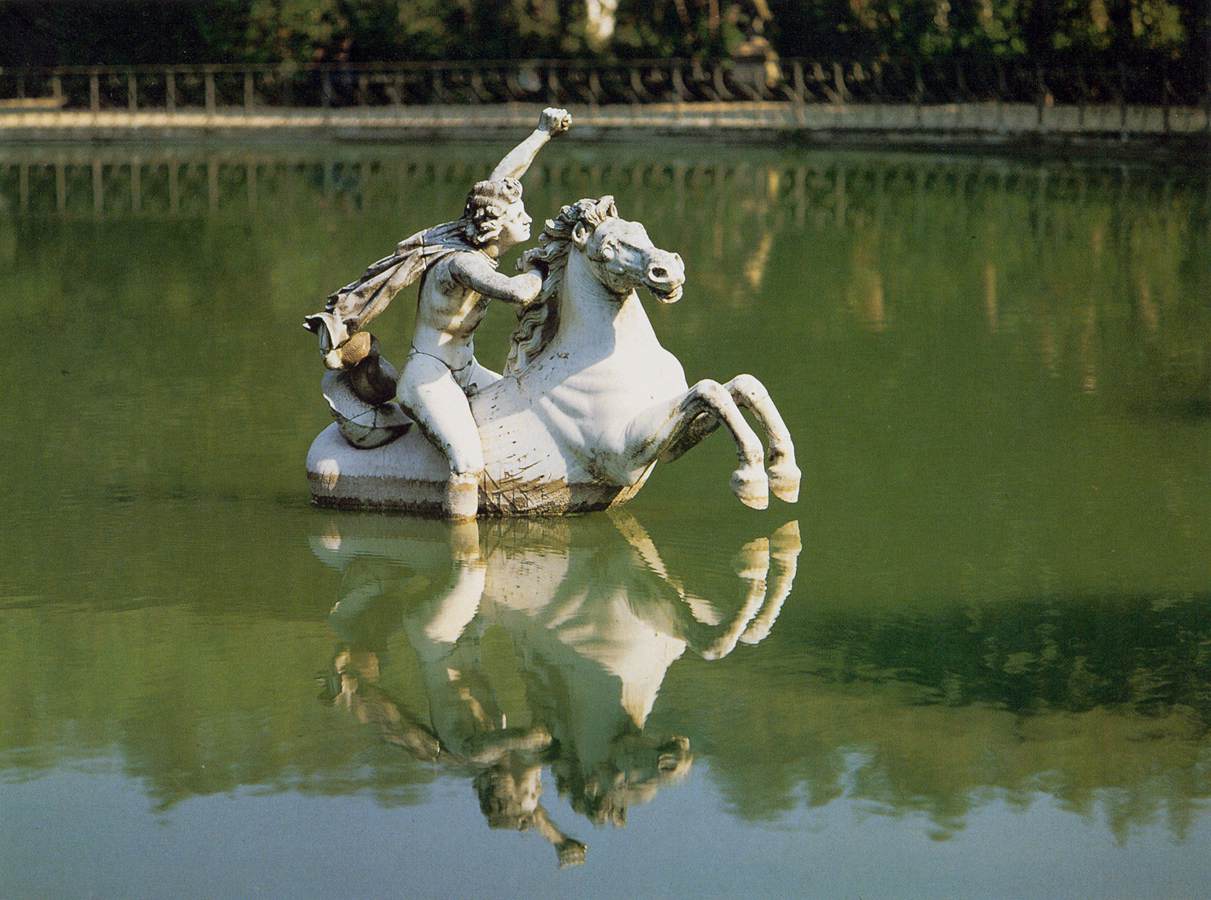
[306,423,651,517]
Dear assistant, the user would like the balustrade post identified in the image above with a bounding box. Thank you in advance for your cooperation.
[791,60,805,121]
[51,74,63,106]
[913,62,924,126]
[89,72,100,112]
[1162,65,1171,134]
[127,71,137,111]
[205,70,216,114]
[244,71,254,112]
[166,70,176,112]
[672,64,686,106]
[588,69,602,110]
[833,62,847,104]
[322,70,332,107]
[1118,61,1128,138]
[1076,64,1087,129]
[1035,63,1046,129]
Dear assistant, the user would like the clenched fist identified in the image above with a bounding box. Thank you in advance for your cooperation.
[538,107,572,135]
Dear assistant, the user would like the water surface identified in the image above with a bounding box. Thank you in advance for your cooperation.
[1,140,1209,897]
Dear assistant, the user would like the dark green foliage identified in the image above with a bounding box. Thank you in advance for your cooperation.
[0,0,1205,84]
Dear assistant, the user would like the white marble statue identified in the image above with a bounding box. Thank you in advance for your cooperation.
[305,113,799,519]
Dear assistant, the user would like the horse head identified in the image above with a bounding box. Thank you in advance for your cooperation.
[508,196,687,373]
[569,198,686,304]
[554,732,693,827]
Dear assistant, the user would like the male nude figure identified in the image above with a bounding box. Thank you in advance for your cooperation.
[309,108,572,519]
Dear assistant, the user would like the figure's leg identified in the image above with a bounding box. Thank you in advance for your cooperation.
[723,375,801,503]
[397,354,485,519]
[624,380,768,509]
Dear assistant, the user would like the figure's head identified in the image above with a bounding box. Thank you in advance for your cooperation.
[474,760,544,830]
[462,178,531,252]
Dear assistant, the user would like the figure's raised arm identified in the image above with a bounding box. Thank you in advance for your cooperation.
[489,107,572,182]
[451,253,544,306]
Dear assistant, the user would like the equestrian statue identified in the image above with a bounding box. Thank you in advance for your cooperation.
[304,109,800,519]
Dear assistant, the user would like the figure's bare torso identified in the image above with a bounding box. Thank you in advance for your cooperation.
[412,253,493,372]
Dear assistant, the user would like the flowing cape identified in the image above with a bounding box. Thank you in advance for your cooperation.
[304,220,472,352]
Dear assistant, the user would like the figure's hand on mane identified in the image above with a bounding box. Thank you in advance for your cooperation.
[518,249,548,276]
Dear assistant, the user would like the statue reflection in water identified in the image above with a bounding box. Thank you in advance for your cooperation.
[311,512,800,867]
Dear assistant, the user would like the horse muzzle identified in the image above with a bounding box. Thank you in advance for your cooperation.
[643,251,685,303]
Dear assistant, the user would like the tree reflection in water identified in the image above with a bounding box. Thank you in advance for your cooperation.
[312,512,801,867]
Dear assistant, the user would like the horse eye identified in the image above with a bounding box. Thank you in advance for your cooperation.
[600,244,615,261]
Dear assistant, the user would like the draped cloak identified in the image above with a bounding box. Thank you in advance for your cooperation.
[304,220,474,359]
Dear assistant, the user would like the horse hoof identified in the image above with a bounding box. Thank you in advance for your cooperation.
[769,462,801,503]
[770,520,801,560]
[733,537,770,579]
[731,467,769,510]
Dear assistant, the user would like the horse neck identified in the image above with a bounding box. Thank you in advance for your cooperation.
[553,249,660,349]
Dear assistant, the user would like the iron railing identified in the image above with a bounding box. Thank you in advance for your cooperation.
[0,58,1205,114]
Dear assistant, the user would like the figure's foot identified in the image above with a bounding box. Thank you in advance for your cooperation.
[314,457,340,491]
[445,472,480,521]
[448,520,482,563]
[556,839,587,869]
[768,459,801,503]
[730,465,769,510]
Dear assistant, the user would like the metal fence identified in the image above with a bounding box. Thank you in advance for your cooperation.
[0,58,1205,114]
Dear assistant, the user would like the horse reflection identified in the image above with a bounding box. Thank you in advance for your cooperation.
[311,512,800,867]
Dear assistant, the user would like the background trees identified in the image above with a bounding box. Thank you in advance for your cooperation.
[1,0,1206,92]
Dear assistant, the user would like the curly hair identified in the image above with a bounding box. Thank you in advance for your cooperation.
[504,195,619,375]
[461,178,524,247]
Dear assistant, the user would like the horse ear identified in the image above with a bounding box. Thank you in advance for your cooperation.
[571,221,591,248]
[600,195,618,217]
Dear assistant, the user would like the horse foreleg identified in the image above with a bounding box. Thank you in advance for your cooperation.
[740,520,801,645]
[724,374,801,503]
[625,380,769,509]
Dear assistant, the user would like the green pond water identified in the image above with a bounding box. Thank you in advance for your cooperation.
[1,139,1209,898]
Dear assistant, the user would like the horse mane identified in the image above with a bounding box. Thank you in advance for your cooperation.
[504,195,618,375]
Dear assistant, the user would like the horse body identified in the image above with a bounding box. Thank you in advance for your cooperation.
[308,196,798,516]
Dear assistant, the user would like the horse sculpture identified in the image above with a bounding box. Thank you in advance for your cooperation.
[307,196,800,516]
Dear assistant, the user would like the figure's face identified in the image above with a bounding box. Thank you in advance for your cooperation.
[496,199,532,252]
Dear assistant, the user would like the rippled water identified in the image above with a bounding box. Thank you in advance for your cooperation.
[1,140,1209,897]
